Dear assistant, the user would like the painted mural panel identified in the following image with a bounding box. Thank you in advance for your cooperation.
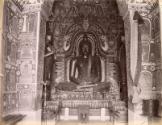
[19,61,32,83]
[28,13,38,33]
[21,13,38,33]
[140,19,151,41]
[153,14,160,38]
[149,39,161,63]
[142,43,150,62]
[3,0,21,115]
[20,43,33,59]
[37,15,46,83]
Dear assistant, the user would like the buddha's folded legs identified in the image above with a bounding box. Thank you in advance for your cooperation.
[55,82,110,92]
[55,82,77,91]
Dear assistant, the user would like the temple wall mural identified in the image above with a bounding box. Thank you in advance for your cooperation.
[2,0,21,115]
[0,0,162,125]
[17,10,39,110]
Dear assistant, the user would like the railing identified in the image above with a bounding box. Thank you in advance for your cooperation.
[45,100,126,110]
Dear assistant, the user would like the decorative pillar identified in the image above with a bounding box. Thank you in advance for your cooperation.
[123,8,132,125]
[36,2,51,110]
[130,4,150,125]
[18,8,39,110]
[130,8,143,117]
[130,10,139,83]
[125,3,151,125]
[138,11,160,120]
[100,108,106,121]
[0,0,4,122]
[17,2,47,110]
[128,1,161,125]
[1,0,22,116]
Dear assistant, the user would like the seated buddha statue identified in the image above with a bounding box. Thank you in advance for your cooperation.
[56,35,110,92]
[70,35,101,87]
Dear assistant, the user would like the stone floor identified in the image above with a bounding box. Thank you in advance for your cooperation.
[15,110,41,125]
[13,109,162,125]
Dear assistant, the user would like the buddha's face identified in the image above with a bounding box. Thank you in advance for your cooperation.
[82,44,89,56]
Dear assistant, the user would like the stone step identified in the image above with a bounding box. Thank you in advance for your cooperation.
[3,114,26,125]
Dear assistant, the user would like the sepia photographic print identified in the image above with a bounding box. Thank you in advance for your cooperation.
[0,0,162,125]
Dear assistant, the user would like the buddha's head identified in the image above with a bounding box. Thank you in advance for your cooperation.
[79,35,92,57]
